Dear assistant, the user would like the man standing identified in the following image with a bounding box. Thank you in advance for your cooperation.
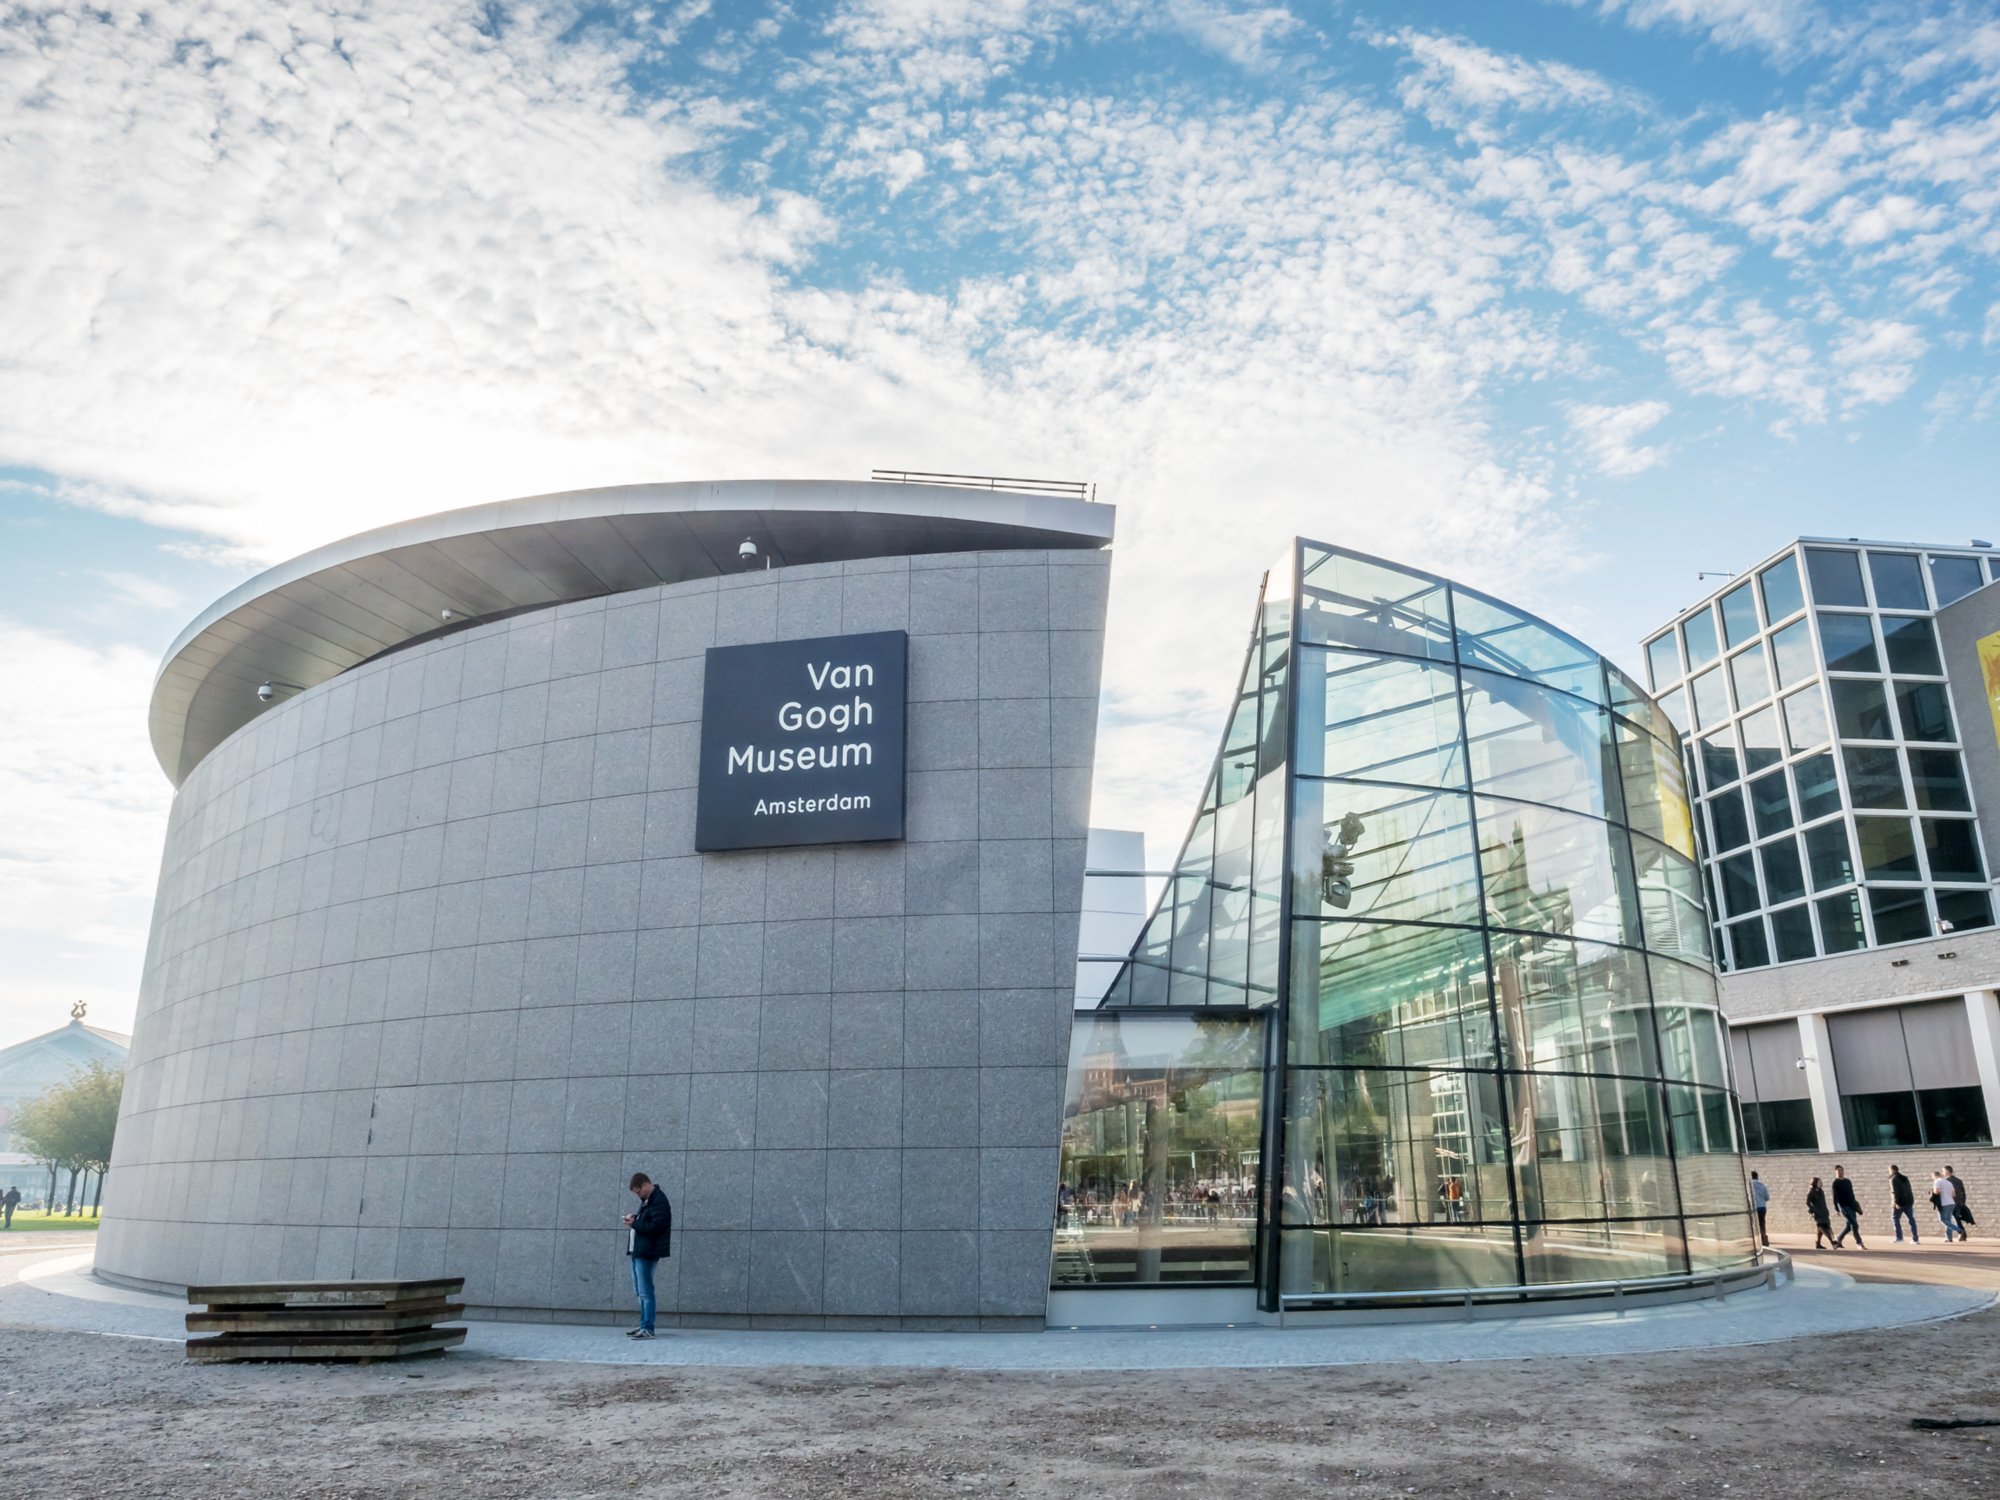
[1749,1172,1770,1247]
[1889,1164,1918,1243]
[1,1185,18,1228]
[622,1171,672,1340]
[1830,1165,1865,1249]
[1945,1166,1973,1238]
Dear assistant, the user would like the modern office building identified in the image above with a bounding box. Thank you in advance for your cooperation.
[1641,539,2000,1226]
[101,483,1757,1327]
[1055,539,1753,1322]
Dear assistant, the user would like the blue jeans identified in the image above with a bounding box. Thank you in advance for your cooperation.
[1940,1206,1967,1241]
[1892,1204,1920,1241]
[630,1255,658,1330]
[1834,1207,1863,1245]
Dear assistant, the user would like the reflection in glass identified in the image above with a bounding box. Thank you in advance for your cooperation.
[1857,817,1920,880]
[1290,920,1499,1070]
[1455,591,1602,703]
[1771,903,1816,961]
[1806,548,1868,607]
[1935,888,1995,931]
[1781,685,1829,752]
[1682,609,1721,670]
[1280,1226,1522,1295]
[1843,744,1906,808]
[1617,719,1696,859]
[1461,668,1621,820]
[1819,612,1879,673]
[1804,820,1856,890]
[1726,917,1770,968]
[1720,583,1760,647]
[1760,837,1806,903]
[1747,771,1794,836]
[1817,890,1866,952]
[1895,681,1954,742]
[1630,835,1711,963]
[1911,749,1971,811]
[1299,547,1452,659]
[1708,787,1750,851]
[1297,647,1465,785]
[1055,1014,1264,1285]
[1922,818,1986,883]
[1869,885,1930,944]
[1646,633,1681,690]
[1740,707,1782,774]
[1868,551,1928,610]
[1476,798,1637,948]
[1832,678,1893,740]
[1292,780,1482,927]
[1760,553,1804,624]
[1489,931,1658,1078]
[1729,644,1770,708]
[1699,732,1741,790]
[1770,619,1815,687]
[1882,615,1943,675]
[1794,752,1842,820]
[1929,555,1983,607]
[1719,853,1759,917]
[1690,668,1730,729]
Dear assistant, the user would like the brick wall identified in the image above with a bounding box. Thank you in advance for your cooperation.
[1744,1145,2000,1237]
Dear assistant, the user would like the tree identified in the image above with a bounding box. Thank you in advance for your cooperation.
[9,1063,124,1217]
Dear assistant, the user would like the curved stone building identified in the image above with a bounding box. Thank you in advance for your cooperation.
[1056,538,1755,1319]
[102,478,1113,1327]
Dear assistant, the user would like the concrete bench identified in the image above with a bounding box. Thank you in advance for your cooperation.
[184,1278,467,1363]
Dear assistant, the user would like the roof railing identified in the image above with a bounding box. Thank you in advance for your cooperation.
[870,468,1096,501]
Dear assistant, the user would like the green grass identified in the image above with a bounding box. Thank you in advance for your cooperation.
[0,1210,100,1232]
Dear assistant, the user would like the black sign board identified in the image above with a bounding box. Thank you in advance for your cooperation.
[694,629,908,852]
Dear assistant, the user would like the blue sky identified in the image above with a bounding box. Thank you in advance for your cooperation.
[3,0,1999,1047]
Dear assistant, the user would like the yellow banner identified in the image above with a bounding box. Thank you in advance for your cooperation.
[1978,629,2000,751]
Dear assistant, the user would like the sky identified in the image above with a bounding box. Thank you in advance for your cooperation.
[3,0,1999,1050]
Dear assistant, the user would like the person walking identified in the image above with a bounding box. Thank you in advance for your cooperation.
[1830,1165,1865,1248]
[1888,1164,1919,1243]
[622,1171,673,1340]
[1,1185,18,1228]
[1807,1177,1836,1249]
[1945,1166,1974,1237]
[1933,1170,1968,1242]
[1749,1172,1770,1247]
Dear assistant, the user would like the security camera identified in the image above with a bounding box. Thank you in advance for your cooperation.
[257,683,277,703]
[441,608,457,623]
[738,537,759,567]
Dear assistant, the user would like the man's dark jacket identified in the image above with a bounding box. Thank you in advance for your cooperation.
[1832,1176,1860,1215]
[630,1188,673,1260]
[1892,1172,1914,1208]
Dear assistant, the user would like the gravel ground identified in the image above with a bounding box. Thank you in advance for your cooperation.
[0,1299,1995,1499]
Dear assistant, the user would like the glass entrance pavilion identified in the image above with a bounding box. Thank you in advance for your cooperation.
[1057,540,1756,1312]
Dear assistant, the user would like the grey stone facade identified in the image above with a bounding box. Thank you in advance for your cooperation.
[98,547,1110,1328]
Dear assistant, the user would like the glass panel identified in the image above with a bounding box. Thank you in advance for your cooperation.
[1881,615,1943,675]
[1297,647,1466,786]
[1804,821,1856,890]
[1454,591,1603,703]
[1698,731,1741,790]
[1832,678,1893,739]
[1746,1098,1818,1151]
[1922,818,1986,882]
[1616,718,1697,860]
[1708,787,1750,851]
[1460,668,1621,820]
[1521,1219,1683,1285]
[1917,1086,1991,1145]
[1520,1076,1677,1223]
[1857,817,1920,880]
[1805,547,1867,607]
[1718,852,1759,917]
[1759,553,1804,623]
[1281,1068,1513,1229]
[1868,550,1927,610]
[1607,667,1672,746]
[1894,680,1954,742]
[1293,781,1483,926]
[1911,749,1972,811]
[1630,835,1711,963]
[1769,619,1815,687]
[1818,612,1879,674]
[1056,1014,1264,1285]
[1781,686,1829,751]
[1685,1213,1758,1273]
[1728,644,1770,709]
[1843,1090,1923,1149]
[1935,888,1994,932]
[1727,917,1770,968]
[1794,751,1842,820]
[1689,667,1729,728]
[1747,770,1794,836]
[1475,798,1638,948]
[1298,547,1453,659]
[1646,634,1682,690]
[1869,886,1931,943]
[1279,1225,1522,1295]
[1658,687,1689,735]
[1681,608,1720,670]
[1929,554,1984,607]
[1489,932,1658,1079]
[1760,837,1806,903]
[1720,582,1760,647]
[1739,706,1782,774]
[1843,744,1906,808]
[1817,890,1867,953]
[1289,920,1499,1070]
[1770,903,1816,961]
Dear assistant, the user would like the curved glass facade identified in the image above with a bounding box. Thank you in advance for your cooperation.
[1080,539,1755,1306]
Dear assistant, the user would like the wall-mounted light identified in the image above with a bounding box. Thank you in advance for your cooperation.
[1890,958,1911,967]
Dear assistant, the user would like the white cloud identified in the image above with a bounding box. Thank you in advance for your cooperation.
[1567,399,1672,475]
[1383,29,1630,125]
